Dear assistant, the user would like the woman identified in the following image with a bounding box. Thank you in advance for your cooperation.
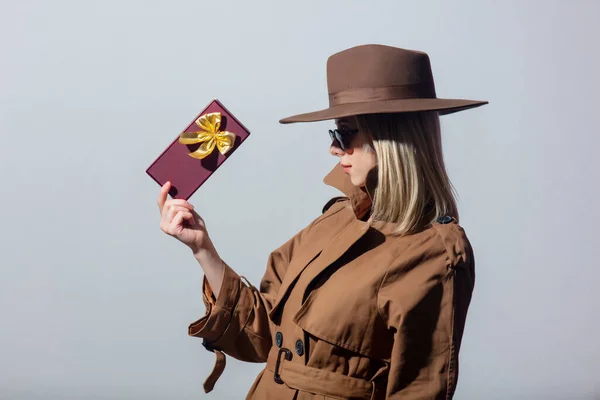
[157,44,487,399]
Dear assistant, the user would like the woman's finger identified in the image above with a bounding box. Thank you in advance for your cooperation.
[163,205,190,223]
[163,199,194,213]
[157,181,171,211]
[170,210,194,233]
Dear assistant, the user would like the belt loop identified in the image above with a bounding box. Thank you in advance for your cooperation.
[274,347,292,384]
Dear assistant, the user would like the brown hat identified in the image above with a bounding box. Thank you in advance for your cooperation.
[279,44,488,124]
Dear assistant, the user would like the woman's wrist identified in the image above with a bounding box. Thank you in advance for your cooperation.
[192,241,225,298]
[192,241,221,267]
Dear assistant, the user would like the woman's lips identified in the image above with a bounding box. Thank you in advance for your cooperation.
[341,164,352,173]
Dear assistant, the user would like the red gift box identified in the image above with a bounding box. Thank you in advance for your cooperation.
[146,99,251,200]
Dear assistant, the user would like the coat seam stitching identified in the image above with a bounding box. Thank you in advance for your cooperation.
[375,239,421,325]
[445,271,457,400]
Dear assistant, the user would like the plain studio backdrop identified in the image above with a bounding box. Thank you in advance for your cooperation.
[1,0,599,399]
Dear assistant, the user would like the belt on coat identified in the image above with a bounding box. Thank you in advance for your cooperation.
[265,346,375,399]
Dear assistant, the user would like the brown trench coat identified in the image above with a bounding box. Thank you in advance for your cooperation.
[189,164,475,399]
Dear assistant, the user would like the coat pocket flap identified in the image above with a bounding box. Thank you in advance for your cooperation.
[292,291,393,361]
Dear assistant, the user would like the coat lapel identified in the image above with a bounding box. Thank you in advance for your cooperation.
[268,218,370,321]
[268,164,374,321]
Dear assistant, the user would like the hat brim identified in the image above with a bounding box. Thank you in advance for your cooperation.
[279,98,488,124]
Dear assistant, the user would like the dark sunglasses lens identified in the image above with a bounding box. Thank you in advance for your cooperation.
[330,128,359,151]
[329,130,344,150]
[339,133,349,150]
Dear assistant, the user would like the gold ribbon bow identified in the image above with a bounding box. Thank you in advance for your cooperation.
[178,112,236,160]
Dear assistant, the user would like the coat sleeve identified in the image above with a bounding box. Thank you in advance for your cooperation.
[186,208,330,392]
[377,229,475,399]
[187,226,307,362]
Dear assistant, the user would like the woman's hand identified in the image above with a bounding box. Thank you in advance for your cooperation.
[157,181,210,255]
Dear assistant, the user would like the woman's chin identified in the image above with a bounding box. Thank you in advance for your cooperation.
[349,174,365,187]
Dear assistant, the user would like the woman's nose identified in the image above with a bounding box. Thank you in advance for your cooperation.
[329,140,344,156]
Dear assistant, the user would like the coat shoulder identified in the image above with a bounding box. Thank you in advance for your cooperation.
[377,221,474,325]
[385,220,473,273]
[321,196,350,214]
[430,220,473,268]
[302,196,352,234]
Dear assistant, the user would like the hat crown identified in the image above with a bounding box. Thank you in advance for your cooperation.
[326,45,437,99]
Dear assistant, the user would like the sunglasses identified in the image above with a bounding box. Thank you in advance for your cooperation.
[328,128,359,151]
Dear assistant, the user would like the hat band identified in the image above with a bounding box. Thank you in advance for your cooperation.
[328,83,436,106]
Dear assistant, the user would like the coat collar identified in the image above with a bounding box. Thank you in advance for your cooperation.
[269,164,389,322]
[323,164,404,235]
[323,163,372,219]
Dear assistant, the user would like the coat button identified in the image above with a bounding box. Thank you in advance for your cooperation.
[295,339,304,356]
[275,331,283,348]
[437,215,453,224]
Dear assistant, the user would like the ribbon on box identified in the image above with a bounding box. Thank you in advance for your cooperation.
[179,112,236,160]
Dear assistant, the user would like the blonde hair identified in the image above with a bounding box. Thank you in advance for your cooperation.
[356,111,459,236]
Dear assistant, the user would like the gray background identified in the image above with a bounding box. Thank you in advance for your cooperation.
[1,0,599,399]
